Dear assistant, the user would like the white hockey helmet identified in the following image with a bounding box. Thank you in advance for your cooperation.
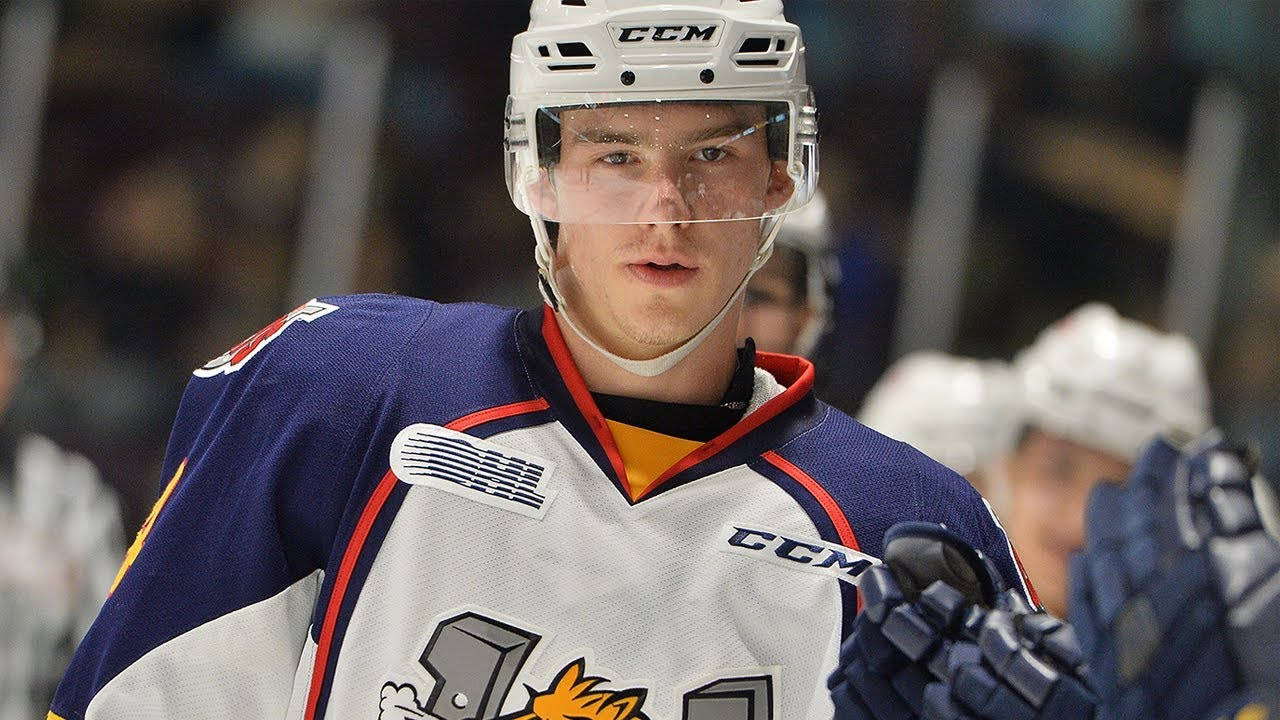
[505,0,818,376]
[1014,303,1212,463]
[858,352,1023,478]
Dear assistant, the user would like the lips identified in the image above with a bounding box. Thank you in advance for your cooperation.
[627,260,699,288]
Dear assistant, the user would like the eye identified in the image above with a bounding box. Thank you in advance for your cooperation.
[600,151,634,165]
[696,146,728,162]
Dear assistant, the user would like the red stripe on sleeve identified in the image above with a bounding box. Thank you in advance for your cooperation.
[305,468,398,720]
[761,451,860,551]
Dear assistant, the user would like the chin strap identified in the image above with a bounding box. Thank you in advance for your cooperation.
[533,216,783,378]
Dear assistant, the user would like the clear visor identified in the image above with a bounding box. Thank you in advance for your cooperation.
[508,97,816,225]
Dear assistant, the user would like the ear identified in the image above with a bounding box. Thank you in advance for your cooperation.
[763,160,796,213]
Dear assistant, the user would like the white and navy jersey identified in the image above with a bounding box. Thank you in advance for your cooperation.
[51,295,1034,720]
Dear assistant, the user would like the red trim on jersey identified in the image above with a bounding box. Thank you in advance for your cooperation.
[445,398,551,432]
[305,468,399,720]
[760,450,859,551]
[636,351,815,500]
[540,306,632,497]
[761,450,863,612]
[1010,544,1042,608]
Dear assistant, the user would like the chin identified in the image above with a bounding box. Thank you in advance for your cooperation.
[616,299,706,349]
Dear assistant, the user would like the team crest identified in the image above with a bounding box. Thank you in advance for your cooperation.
[381,659,648,720]
[378,610,775,720]
[193,299,338,377]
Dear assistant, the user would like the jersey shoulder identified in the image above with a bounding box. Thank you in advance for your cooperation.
[188,294,521,398]
[773,403,997,553]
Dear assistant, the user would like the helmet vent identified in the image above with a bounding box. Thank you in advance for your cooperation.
[532,39,599,72]
[557,41,593,57]
[732,33,795,68]
[561,0,588,5]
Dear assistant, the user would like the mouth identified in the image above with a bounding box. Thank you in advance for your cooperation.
[627,260,699,288]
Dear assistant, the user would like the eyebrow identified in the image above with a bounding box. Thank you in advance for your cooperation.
[565,118,769,148]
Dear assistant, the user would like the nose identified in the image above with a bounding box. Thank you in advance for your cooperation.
[642,163,694,225]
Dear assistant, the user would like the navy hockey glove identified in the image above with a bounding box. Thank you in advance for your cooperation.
[920,595,1097,720]
[1070,433,1280,720]
[828,521,1005,719]
[830,521,1097,720]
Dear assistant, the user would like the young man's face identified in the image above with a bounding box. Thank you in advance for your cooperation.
[547,102,793,359]
[1001,427,1131,618]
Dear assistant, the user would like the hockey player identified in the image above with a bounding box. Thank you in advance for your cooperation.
[857,352,1022,503]
[1002,303,1211,618]
[737,190,836,357]
[51,2,1032,718]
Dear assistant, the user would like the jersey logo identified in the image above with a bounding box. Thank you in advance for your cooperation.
[391,424,558,520]
[193,299,338,377]
[720,524,880,585]
[379,610,775,719]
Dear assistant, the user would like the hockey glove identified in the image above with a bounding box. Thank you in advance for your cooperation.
[829,521,1097,720]
[1070,432,1280,720]
[828,521,1005,719]
[919,594,1097,720]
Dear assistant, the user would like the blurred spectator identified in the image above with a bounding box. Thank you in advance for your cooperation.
[0,275,123,720]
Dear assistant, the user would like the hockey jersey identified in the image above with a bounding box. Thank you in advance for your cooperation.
[50,294,1033,720]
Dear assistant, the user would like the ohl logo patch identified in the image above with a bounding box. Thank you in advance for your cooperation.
[194,299,338,377]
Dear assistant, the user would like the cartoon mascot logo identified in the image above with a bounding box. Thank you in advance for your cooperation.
[378,611,772,720]
[380,659,648,720]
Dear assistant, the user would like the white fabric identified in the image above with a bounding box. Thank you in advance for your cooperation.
[325,422,843,719]
[745,365,788,418]
[85,570,322,720]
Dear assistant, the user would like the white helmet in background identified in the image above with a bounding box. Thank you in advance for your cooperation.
[773,189,838,357]
[1014,302,1211,463]
[504,0,819,376]
[858,352,1023,478]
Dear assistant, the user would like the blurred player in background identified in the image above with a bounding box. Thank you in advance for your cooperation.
[738,189,836,357]
[0,275,123,720]
[1001,302,1211,617]
[857,352,1022,504]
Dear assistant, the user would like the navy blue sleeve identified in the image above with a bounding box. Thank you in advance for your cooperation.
[50,295,435,718]
[774,406,1036,607]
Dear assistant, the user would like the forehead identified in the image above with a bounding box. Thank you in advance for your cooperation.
[558,101,767,142]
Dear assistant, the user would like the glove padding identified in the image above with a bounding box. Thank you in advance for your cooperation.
[829,522,1096,719]
[1069,433,1280,720]
[921,601,1097,720]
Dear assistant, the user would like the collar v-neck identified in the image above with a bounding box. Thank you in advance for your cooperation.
[514,305,824,503]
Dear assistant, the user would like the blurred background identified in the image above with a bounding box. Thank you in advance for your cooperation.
[1,0,1277,539]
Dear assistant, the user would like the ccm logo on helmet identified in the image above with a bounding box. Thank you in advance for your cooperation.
[611,22,720,45]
